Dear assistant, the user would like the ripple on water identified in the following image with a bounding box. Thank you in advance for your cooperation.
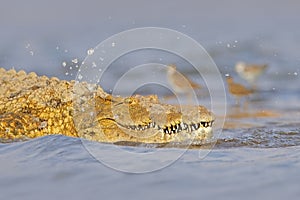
[215,125,300,148]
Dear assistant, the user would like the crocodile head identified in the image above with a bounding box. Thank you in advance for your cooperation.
[76,91,215,144]
[0,69,215,145]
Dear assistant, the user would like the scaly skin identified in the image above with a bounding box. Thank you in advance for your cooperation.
[0,68,215,144]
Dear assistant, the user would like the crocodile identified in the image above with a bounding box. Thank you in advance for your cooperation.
[0,68,215,144]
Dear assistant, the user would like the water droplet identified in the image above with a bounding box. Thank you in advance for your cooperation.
[72,58,78,64]
[227,44,231,48]
[87,84,95,91]
[62,62,67,67]
[78,74,83,80]
[294,72,298,76]
[99,57,104,61]
[112,42,116,47]
[92,62,97,67]
[87,48,94,55]
[29,51,34,56]
[25,43,30,49]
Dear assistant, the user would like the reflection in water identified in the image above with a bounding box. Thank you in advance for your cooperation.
[215,125,300,148]
[214,98,299,148]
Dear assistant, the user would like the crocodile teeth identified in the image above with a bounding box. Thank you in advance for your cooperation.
[171,125,176,132]
[200,122,206,128]
[194,124,198,130]
[150,122,156,128]
[190,124,195,131]
[124,119,213,135]
[181,123,188,130]
[129,125,135,130]
[164,128,169,134]
[177,124,182,132]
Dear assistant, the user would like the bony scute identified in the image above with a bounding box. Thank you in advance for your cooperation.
[0,68,215,144]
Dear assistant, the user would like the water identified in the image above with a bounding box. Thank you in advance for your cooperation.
[1,0,300,199]
[1,136,300,200]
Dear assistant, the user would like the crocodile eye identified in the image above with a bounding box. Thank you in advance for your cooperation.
[124,98,133,103]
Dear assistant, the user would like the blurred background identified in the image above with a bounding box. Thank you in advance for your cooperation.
[1,0,299,112]
[1,0,299,77]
